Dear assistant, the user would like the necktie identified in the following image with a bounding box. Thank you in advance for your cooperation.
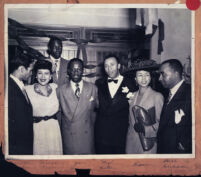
[55,60,59,79]
[108,79,118,84]
[75,83,80,100]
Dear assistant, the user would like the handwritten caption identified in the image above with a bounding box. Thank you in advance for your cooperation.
[163,159,186,169]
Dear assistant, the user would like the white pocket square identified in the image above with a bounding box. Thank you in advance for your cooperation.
[89,96,94,102]
[175,109,185,124]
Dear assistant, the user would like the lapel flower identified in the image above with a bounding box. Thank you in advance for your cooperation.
[122,86,129,93]
[126,92,134,99]
[122,86,134,99]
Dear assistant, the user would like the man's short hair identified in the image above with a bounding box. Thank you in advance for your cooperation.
[47,37,62,55]
[9,55,34,74]
[161,59,183,77]
[67,58,84,75]
[104,55,120,64]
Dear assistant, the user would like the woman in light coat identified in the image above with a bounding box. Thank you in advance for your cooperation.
[126,66,164,154]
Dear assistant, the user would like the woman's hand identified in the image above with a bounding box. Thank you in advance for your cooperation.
[134,123,145,134]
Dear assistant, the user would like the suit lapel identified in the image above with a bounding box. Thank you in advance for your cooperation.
[61,83,78,121]
[112,77,128,102]
[10,78,30,105]
[52,72,58,84]
[55,58,68,85]
[73,81,91,119]
[62,81,91,121]
[101,79,112,101]
[58,58,65,85]
[168,82,185,106]
[160,82,186,128]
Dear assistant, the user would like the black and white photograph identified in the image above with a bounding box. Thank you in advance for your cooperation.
[4,4,194,159]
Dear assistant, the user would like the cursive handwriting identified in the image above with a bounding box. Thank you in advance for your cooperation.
[163,159,177,163]
[99,160,112,169]
[163,164,186,169]
[163,159,186,169]
[133,162,147,167]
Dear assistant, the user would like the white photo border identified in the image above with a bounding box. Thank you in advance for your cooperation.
[4,3,195,160]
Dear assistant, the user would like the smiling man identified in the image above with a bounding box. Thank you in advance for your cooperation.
[95,55,137,154]
[57,58,98,154]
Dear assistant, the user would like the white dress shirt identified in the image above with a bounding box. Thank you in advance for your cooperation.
[70,80,83,94]
[169,79,184,102]
[108,74,123,98]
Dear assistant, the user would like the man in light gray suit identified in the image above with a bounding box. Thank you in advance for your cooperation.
[57,58,98,155]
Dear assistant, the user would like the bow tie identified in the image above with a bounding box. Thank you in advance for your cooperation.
[108,79,118,84]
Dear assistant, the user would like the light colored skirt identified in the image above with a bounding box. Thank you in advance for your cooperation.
[33,119,63,155]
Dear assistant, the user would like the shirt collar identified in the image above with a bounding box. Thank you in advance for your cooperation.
[50,56,61,63]
[70,80,83,87]
[170,79,184,95]
[10,74,25,91]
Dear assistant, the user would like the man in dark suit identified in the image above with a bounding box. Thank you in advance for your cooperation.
[8,55,35,155]
[47,37,69,86]
[157,59,192,154]
[95,55,137,154]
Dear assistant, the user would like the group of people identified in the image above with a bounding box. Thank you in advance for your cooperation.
[8,37,192,155]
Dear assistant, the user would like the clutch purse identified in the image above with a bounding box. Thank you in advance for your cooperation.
[132,105,156,151]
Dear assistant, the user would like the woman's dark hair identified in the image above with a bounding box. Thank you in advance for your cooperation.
[33,60,53,83]
[34,60,52,74]
[134,68,153,78]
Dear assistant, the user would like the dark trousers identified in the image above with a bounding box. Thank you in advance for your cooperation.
[95,142,125,154]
